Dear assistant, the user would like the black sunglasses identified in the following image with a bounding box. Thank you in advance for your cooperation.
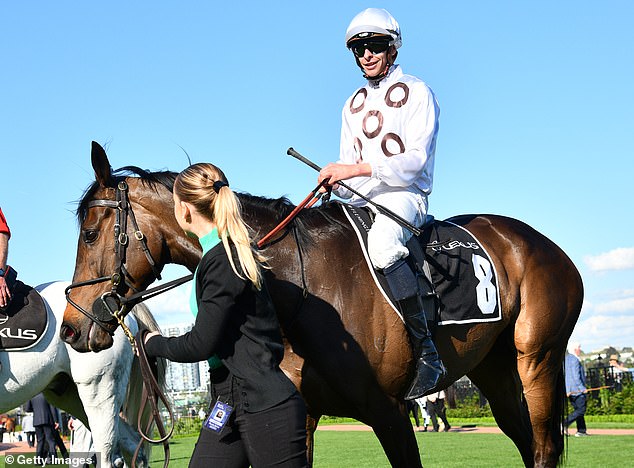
[350,41,390,58]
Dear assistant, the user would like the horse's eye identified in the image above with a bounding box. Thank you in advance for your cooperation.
[83,229,98,243]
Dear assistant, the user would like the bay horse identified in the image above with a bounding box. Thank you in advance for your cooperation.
[0,414,16,442]
[1,281,160,467]
[61,141,583,467]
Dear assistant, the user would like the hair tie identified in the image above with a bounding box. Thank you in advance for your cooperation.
[213,180,229,193]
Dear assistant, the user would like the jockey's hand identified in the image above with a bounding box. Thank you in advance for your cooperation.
[0,276,9,308]
[318,162,372,192]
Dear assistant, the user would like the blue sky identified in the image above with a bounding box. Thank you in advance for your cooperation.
[2,1,632,354]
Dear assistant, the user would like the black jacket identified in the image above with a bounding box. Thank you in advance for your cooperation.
[25,393,56,427]
[146,242,296,412]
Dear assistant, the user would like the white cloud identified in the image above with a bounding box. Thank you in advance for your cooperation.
[144,282,193,326]
[584,247,634,272]
[595,296,634,313]
[570,313,634,352]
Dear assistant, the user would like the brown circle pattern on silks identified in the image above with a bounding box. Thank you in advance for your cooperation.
[362,110,383,139]
[381,133,405,157]
[350,88,367,114]
[385,82,409,108]
[353,138,364,162]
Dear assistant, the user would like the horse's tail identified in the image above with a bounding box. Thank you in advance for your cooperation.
[123,303,168,464]
[555,363,568,467]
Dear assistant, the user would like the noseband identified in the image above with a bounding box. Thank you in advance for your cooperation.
[65,180,165,340]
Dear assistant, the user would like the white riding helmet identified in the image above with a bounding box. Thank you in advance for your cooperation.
[345,8,402,49]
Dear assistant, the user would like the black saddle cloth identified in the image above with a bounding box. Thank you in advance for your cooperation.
[341,205,502,326]
[0,281,48,350]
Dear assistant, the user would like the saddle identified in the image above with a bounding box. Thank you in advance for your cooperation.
[0,280,49,350]
[341,204,502,326]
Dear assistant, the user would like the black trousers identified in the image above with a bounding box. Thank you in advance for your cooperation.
[565,393,587,433]
[53,427,69,456]
[189,373,308,467]
[427,398,450,431]
[407,400,420,427]
[34,424,56,459]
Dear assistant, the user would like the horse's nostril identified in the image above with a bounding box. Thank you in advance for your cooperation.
[60,324,79,342]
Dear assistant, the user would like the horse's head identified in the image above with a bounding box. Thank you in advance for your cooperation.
[61,142,200,352]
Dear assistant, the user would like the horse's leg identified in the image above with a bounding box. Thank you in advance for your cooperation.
[305,414,320,467]
[69,341,134,467]
[308,368,420,467]
[73,382,120,467]
[512,336,567,467]
[366,399,422,468]
[466,333,534,467]
[304,408,417,467]
[511,249,582,468]
[118,420,147,467]
[293,322,422,467]
[513,314,570,466]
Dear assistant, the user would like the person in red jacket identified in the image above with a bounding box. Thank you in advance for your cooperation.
[0,207,12,309]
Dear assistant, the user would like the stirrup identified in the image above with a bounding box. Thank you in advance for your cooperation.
[404,359,446,400]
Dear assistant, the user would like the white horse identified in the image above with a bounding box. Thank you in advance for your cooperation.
[0,281,162,467]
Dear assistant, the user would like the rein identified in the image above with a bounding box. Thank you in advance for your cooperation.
[133,331,173,468]
[257,182,328,248]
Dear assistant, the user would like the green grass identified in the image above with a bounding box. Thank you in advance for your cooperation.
[149,431,634,467]
[321,415,634,428]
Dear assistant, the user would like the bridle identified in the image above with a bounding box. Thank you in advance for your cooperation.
[64,179,186,468]
[65,180,191,345]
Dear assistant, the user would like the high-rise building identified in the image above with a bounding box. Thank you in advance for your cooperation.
[162,324,208,392]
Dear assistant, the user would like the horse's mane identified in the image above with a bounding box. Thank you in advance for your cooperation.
[237,193,349,250]
[76,166,177,225]
[77,166,349,250]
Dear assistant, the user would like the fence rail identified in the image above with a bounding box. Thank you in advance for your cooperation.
[587,367,633,394]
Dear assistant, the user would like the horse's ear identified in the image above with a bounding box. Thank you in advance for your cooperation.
[91,141,114,187]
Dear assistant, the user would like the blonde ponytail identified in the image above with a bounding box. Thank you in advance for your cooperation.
[174,163,267,289]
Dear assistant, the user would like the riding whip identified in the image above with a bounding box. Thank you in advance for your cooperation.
[287,147,421,236]
[585,385,613,392]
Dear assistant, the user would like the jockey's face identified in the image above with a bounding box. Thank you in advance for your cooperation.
[356,45,396,79]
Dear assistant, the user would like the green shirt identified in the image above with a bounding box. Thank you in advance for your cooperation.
[192,228,223,369]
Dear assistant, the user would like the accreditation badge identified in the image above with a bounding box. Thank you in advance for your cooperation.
[203,399,233,433]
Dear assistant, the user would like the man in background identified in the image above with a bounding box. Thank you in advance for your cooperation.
[25,393,58,461]
[564,342,589,436]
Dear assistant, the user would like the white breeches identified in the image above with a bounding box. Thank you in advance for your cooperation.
[365,190,428,270]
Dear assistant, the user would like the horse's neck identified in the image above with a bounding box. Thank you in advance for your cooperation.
[36,281,72,328]
[170,234,201,272]
[152,198,201,271]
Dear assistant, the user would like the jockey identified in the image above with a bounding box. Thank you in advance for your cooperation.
[0,207,12,309]
[318,8,444,399]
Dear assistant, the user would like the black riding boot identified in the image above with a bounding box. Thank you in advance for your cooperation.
[384,259,446,400]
